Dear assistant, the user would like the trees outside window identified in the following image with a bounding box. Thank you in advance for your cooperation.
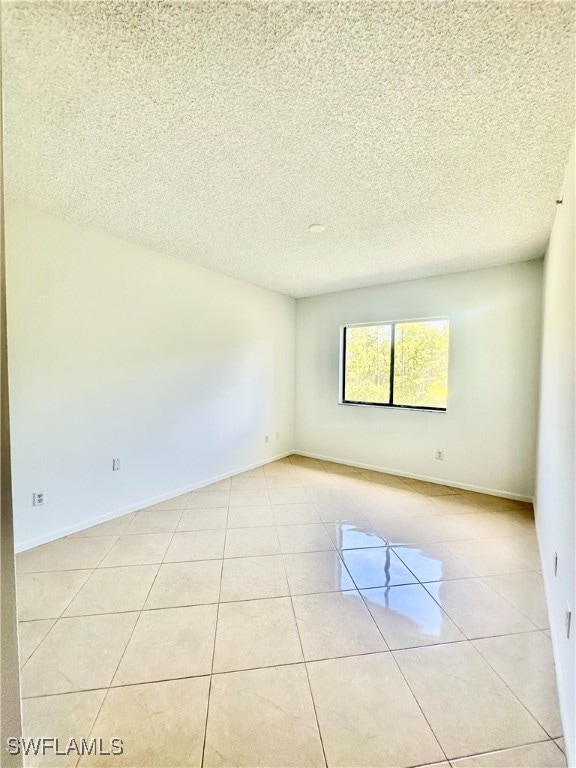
[342,319,449,410]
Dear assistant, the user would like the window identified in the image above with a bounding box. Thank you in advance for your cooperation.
[341,318,449,410]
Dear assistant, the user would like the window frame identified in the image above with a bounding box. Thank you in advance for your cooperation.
[339,317,449,412]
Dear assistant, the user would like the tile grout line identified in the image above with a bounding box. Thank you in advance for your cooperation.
[78,504,187,758]
[19,531,127,672]
[388,647,450,764]
[280,549,329,768]
[445,738,566,764]
[14,638,556,699]
[200,501,229,768]
[469,636,562,741]
[339,553,449,763]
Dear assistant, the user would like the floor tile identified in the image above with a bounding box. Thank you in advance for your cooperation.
[113,604,217,685]
[21,612,138,697]
[426,512,527,541]
[229,489,271,507]
[462,492,533,513]
[213,597,303,673]
[145,560,222,609]
[263,462,297,478]
[231,475,268,490]
[99,533,171,567]
[375,516,445,544]
[489,508,536,535]
[483,572,549,628]
[268,487,311,505]
[341,547,418,589]
[555,738,565,753]
[338,473,384,498]
[498,534,540,563]
[283,550,355,594]
[224,526,280,558]
[301,472,344,488]
[187,491,230,509]
[266,475,303,488]
[349,487,391,508]
[403,479,460,496]
[272,503,320,525]
[379,490,445,517]
[227,505,275,528]
[177,507,228,531]
[68,513,135,538]
[64,565,158,616]
[277,524,335,554]
[450,741,566,767]
[204,664,325,767]
[22,690,107,767]
[324,519,388,549]
[432,495,487,515]
[394,642,547,759]
[292,590,387,660]
[473,632,563,737]
[303,485,350,502]
[17,537,116,573]
[314,500,361,522]
[80,677,210,767]
[392,543,477,582]
[164,529,225,562]
[290,455,326,475]
[359,470,408,488]
[352,501,400,523]
[220,555,289,601]
[321,460,363,474]
[18,620,55,666]
[424,579,537,639]
[17,570,92,620]
[441,538,536,576]
[361,584,465,650]
[124,508,182,535]
[307,652,444,767]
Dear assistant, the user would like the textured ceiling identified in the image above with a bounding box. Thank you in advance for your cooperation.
[2,1,575,298]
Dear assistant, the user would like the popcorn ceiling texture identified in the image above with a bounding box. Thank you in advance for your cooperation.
[2,0,574,297]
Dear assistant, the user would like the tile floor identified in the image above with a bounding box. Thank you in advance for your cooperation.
[16,455,566,768]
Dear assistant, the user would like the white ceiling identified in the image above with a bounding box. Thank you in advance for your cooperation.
[3,1,574,298]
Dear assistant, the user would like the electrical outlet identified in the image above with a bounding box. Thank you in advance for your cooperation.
[33,491,45,507]
[554,552,558,576]
[276,432,280,441]
[112,458,121,471]
[264,435,269,444]
[436,450,444,460]
[566,603,572,639]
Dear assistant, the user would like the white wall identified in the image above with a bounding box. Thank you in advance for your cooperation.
[6,202,295,551]
[536,144,575,768]
[295,261,543,499]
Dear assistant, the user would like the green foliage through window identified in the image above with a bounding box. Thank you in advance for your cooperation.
[342,319,449,410]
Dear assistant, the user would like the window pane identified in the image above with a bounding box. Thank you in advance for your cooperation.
[393,320,449,408]
[344,324,392,404]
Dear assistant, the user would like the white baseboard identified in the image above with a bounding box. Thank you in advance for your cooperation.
[15,450,292,553]
[293,449,534,503]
